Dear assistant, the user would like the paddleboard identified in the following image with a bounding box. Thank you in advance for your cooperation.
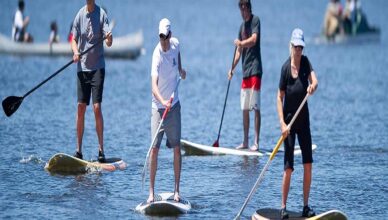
[181,139,317,156]
[45,153,127,174]
[181,139,263,156]
[252,208,347,220]
[135,192,191,216]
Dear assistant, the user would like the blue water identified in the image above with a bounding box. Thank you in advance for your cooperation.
[1,1,387,219]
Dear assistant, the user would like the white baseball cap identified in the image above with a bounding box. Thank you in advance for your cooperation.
[159,18,171,36]
[290,28,305,47]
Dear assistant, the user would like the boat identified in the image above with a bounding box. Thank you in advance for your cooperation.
[315,4,380,45]
[313,28,380,45]
[0,30,143,59]
[181,139,317,156]
[135,192,191,216]
[45,153,127,175]
[252,208,347,220]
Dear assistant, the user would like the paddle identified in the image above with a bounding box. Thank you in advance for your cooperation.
[212,46,238,147]
[2,33,112,117]
[234,93,310,220]
[141,77,182,189]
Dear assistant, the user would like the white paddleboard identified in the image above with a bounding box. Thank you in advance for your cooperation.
[252,208,347,220]
[181,139,263,156]
[181,139,317,156]
[45,153,127,174]
[135,192,191,216]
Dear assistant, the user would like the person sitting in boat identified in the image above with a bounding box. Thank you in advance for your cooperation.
[323,0,343,39]
[342,0,353,34]
[12,0,33,43]
[49,21,59,44]
[349,0,378,35]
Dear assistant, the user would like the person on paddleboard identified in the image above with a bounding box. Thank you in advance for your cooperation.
[71,0,113,162]
[277,28,318,219]
[228,0,263,151]
[148,18,186,203]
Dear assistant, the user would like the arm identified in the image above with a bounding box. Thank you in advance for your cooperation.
[105,32,113,47]
[277,89,289,138]
[307,71,318,95]
[228,46,241,80]
[178,52,186,80]
[151,75,171,108]
[23,16,30,29]
[102,11,113,47]
[71,37,80,63]
[234,32,257,48]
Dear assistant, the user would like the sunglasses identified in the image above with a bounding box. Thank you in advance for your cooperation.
[292,45,304,50]
[159,32,170,41]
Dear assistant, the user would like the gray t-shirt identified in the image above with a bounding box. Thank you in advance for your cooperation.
[72,5,110,72]
[238,15,263,79]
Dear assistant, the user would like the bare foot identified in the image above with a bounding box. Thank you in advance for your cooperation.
[147,194,154,203]
[249,144,259,151]
[174,192,180,202]
[236,143,248,150]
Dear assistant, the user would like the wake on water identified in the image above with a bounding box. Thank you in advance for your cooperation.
[19,154,45,164]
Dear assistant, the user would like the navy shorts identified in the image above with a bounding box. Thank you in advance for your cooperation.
[283,123,313,171]
[77,68,105,105]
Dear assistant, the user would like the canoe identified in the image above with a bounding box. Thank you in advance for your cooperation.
[0,30,143,59]
[252,208,348,220]
[135,192,191,216]
[181,139,317,156]
[45,153,127,175]
[313,29,380,45]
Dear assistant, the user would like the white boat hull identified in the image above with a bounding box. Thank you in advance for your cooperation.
[0,30,143,59]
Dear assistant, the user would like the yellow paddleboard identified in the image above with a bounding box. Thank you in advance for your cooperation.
[45,153,126,174]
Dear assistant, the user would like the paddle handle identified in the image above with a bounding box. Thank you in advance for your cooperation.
[214,47,237,144]
[23,35,109,99]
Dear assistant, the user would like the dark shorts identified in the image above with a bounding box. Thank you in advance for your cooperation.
[77,68,105,105]
[283,124,313,171]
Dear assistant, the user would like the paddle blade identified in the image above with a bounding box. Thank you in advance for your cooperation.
[2,96,24,117]
[212,140,219,147]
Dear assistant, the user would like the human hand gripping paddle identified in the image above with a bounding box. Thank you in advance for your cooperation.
[2,29,113,117]
[141,77,182,189]
[234,93,310,220]
[212,47,237,147]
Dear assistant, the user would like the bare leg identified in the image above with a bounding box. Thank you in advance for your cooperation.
[281,168,292,209]
[253,109,261,149]
[76,103,87,153]
[242,110,250,147]
[148,147,159,203]
[93,103,104,153]
[173,146,181,201]
[303,163,312,206]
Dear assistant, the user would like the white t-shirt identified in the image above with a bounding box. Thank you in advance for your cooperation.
[151,37,180,109]
[12,9,24,41]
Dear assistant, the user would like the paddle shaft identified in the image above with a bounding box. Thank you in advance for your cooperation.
[141,78,182,188]
[22,36,108,99]
[234,93,310,219]
[214,47,237,146]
